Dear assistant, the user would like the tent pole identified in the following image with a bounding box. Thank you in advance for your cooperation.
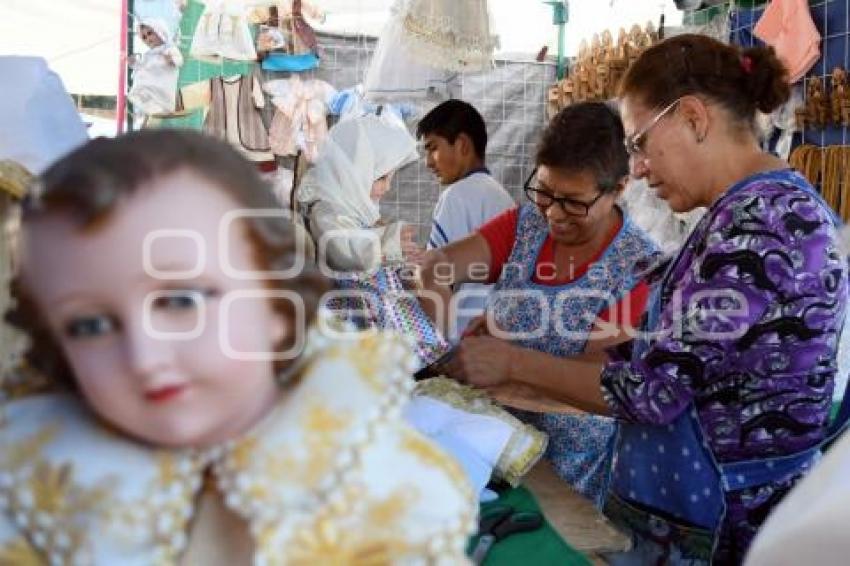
[544,1,569,80]
[117,0,131,134]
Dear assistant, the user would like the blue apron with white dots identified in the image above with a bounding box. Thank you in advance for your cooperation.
[491,204,657,506]
[605,171,850,562]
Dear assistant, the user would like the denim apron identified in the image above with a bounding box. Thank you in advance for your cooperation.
[491,203,658,505]
[605,170,850,562]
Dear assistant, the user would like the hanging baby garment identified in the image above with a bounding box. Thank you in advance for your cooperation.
[250,0,324,55]
[363,5,450,102]
[399,0,499,72]
[363,0,496,102]
[264,76,335,161]
[251,1,324,71]
[190,0,257,62]
[753,0,821,83]
[363,0,498,102]
[128,18,183,117]
[196,69,273,162]
[328,87,416,124]
[287,0,321,54]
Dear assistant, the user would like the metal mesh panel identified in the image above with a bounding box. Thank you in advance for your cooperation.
[160,1,555,243]
[727,0,849,148]
[683,1,850,216]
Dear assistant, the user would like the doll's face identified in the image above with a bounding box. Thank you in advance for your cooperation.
[20,169,288,448]
[139,25,164,48]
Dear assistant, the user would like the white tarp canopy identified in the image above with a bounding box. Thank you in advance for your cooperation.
[0,0,121,95]
[317,1,682,56]
[0,0,681,96]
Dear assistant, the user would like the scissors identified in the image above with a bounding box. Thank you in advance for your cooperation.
[470,504,543,565]
[412,346,457,381]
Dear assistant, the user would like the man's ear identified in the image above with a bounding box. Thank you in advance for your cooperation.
[455,133,473,157]
[614,175,629,198]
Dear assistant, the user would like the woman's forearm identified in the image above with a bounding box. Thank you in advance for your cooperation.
[508,348,612,415]
[417,235,494,335]
[418,277,453,336]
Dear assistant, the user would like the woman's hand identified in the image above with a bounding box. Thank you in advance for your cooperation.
[445,336,517,387]
[414,247,454,332]
[460,314,490,337]
[403,246,426,265]
[418,247,451,284]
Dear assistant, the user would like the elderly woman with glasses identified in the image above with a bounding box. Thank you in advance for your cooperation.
[432,34,847,564]
[607,35,847,564]
[418,101,658,507]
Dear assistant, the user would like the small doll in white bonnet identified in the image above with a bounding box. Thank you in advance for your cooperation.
[128,18,183,118]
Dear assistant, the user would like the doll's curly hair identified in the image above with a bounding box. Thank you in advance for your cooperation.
[7,129,330,388]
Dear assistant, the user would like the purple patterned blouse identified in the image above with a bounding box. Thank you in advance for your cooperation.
[601,170,848,560]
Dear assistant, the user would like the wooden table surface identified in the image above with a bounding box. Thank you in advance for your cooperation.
[523,460,631,558]
[485,381,631,561]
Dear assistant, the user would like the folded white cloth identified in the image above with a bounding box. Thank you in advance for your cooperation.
[405,377,548,492]
[404,395,512,501]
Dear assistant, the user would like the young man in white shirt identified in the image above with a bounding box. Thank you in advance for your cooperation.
[417,99,514,340]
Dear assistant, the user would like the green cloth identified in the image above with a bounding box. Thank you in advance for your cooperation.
[152,0,256,130]
[467,486,591,566]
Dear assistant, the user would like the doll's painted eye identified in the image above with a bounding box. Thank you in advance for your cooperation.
[153,293,198,310]
[153,291,198,310]
[64,315,119,339]
[152,288,218,310]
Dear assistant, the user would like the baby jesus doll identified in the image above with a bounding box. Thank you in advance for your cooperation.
[0,130,475,564]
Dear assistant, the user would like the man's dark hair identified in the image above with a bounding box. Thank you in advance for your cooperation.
[416,99,488,159]
[536,102,629,192]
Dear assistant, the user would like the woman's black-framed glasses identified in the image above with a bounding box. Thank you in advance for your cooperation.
[522,168,605,217]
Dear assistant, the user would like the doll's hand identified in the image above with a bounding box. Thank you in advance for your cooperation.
[444,336,516,387]
[126,54,138,67]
